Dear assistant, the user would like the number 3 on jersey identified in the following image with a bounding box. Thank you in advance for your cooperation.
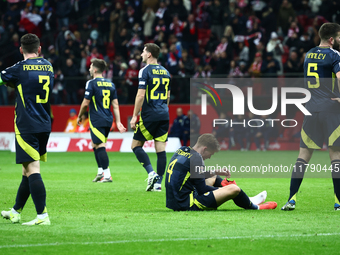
[36,75,50,103]
[307,63,320,88]
[151,78,169,100]
[103,90,111,109]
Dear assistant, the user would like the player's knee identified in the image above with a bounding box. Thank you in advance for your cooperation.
[227,184,241,196]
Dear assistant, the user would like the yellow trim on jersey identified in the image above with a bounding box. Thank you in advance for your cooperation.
[155,132,168,142]
[335,194,340,204]
[89,114,107,143]
[290,194,297,202]
[193,199,206,209]
[301,128,321,149]
[332,72,336,92]
[14,121,20,135]
[15,134,40,161]
[40,153,47,162]
[329,125,340,146]
[179,172,191,191]
[17,84,25,108]
[189,192,194,207]
[139,116,153,140]
[92,96,97,111]
[146,85,149,103]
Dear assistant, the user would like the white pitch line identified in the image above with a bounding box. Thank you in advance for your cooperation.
[0,232,339,249]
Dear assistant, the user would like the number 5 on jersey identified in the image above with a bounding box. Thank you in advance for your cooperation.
[307,63,320,88]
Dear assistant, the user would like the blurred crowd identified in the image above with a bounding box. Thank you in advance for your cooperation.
[0,0,340,106]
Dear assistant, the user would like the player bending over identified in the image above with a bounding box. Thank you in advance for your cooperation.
[165,133,277,211]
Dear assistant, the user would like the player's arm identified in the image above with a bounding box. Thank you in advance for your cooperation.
[77,98,90,125]
[112,98,127,133]
[167,89,171,106]
[192,178,218,194]
[331,71,340,103]
[130,88,145,130]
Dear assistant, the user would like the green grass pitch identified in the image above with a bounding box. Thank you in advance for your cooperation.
[0,150,339,254]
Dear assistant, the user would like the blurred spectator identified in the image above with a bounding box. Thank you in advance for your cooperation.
[76,112,89,132]
[125,5,136,30]
[167,43,180,75]
[64,108,78,132]
[277,0,296,35]
[182,14,199,57]
[187,110,200,146]
[228,60,245,78]
[248,52,262,77]
[155,1,167,21]
[236,41,249,64]
[63,58,80,104]
[209,0,224,40]
[41,7,56,49]
[266,32,284,74]
[309,0,322,14]
[169,16,184,40]
[4,4,21,31]
[287,21,301,38]
[86,47,104,69]
[169,108,188,144]
[56,0,72,28]
[114,28,129,59]
[212,51,230,75]
[79,50,88,76]
[109,2,125,42]
[261,52,281,77]
[52,69,64,104]
[46,45,60,70]
[164,0,188,26]
[142,8,155,39]
[97,3,110,42]
[179,50,195,77]
[284,51,302,75]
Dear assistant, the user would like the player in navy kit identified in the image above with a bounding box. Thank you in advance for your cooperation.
[282,23,340,211]
[0,34,53,225]
[165,134,277,211]
[78,58,126,183]
[130,43,171,192]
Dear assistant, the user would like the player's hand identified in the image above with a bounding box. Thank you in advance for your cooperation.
[77,116,82,125]
[117,122,127,133]
[222,167,231,178]
[331,98,340,103]
[130,116,138,130]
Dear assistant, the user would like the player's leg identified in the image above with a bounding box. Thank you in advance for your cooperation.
[94,143,112,183]
[329,146,340,210]
[213,185,276,210]
[92,146,103,182]
[90,127,111,182]
[154,141,167,191]
[282,114,321,210]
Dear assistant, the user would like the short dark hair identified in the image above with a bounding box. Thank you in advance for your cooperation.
[144,43,160,59]
[91,58,107,73]
[319,23,340,41]
[20,33,40,54]
[196,134,220,152]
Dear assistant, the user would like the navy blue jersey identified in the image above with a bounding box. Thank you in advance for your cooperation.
[84,77,117,128]
[138,64,171,122]
[165,146,217,211]
[304,47,340,113]
[0,57,54,134]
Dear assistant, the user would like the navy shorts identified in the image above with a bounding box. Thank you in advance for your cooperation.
[90,126,110,145]
[133,119,169,142]
[188,191,218,211]
[15,132,50,164]
[300,112,340,149]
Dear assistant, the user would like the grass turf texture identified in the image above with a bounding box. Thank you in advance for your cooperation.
[0,150,339,255]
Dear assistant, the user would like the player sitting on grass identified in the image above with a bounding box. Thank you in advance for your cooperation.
[165,133,277,211]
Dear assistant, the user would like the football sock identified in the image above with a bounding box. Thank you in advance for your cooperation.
[133,146,153,174]
[331,160,340,206]
[288,158,307,201]
[103,168,111,179]
[94,148,102,168]
[28,173,46,214]
[37,207,48,219]
[96,147,109,169]
[13,175,30,213]
[214,176,223,187]
[156,151,166,184]
[233,189,258,210]
[97,167,103,175]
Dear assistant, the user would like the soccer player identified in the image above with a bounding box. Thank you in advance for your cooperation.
[165,133,277,211]
[0,33,53,225]
[78,58,126,183]
[281,23,340,211]
[130,43,171,192]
